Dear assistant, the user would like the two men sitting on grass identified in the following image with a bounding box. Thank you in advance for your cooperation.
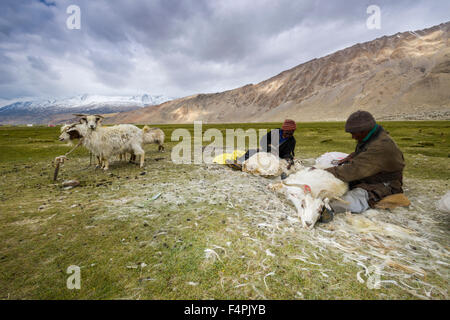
[229,112,406,222]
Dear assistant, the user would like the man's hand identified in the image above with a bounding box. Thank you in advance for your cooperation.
[336,153,355,165]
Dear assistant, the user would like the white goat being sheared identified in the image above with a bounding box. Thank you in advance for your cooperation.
[270,165,349,229]
[73,114,145,170]
[242,152,302,177]
[242,151,348,229]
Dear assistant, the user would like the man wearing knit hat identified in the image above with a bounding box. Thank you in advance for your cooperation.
[227,119,297,170]
[320,110,405,222]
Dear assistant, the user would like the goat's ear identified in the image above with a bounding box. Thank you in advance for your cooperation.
[94,114,104,123]
[73,114,87,123]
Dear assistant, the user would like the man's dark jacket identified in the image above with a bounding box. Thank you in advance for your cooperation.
[325,126,405,207]
[260,129,296,162]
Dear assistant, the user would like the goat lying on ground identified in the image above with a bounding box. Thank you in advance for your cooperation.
[242,152,302,177]
[314,152,349,169]
[72,114,145,170]
[269,167,348,229]
[242,152,348,228]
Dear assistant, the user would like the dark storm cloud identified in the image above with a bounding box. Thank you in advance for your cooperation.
[27,56,50,72]
[0,0,449,100]
[0,53,16,85]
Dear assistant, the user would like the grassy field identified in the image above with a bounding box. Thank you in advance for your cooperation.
[0,121,448,299]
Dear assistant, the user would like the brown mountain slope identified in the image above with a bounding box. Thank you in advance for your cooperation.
[110,22,450,124]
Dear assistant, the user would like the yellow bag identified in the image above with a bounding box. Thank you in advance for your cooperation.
[213,150,246,164]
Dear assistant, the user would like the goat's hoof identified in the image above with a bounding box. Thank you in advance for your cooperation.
[318,207,335,224]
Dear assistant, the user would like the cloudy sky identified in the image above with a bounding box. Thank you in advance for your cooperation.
[0,0,449,103]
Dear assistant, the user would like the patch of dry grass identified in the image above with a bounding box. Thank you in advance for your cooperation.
[0,122,448,299]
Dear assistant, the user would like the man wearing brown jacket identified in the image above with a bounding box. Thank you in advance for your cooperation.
[322,110,405,220]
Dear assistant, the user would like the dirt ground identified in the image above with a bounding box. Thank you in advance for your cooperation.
[97,158,449,299]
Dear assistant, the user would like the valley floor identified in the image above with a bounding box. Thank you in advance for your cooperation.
[0,122,448,299]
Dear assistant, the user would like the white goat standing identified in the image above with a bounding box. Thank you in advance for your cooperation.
[142,126,165,152]
[127,126,165,163]
[74,114,145,170]
[59,122,102,166]
[271,168,348,229]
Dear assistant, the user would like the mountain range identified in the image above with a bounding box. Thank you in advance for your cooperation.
[109,22,450,124]
[0,94,172,124]
[1,22,449,125]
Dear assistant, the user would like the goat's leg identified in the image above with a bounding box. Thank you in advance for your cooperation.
[95,156,102,169]
[139,151,145,168]
[133,144,145,168]
[103,158,109,170]
[332,196,350,205]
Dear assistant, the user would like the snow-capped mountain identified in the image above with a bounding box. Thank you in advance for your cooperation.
[0,94,173,124]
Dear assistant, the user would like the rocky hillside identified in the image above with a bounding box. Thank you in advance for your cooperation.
[109,22,450,124]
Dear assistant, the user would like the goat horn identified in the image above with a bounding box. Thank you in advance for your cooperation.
[281,182,312,193]
[316,189,328,198]
[332,196,350,205]
[73,113,87,117]
[94,114,104,119]
[282,182,305,189]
